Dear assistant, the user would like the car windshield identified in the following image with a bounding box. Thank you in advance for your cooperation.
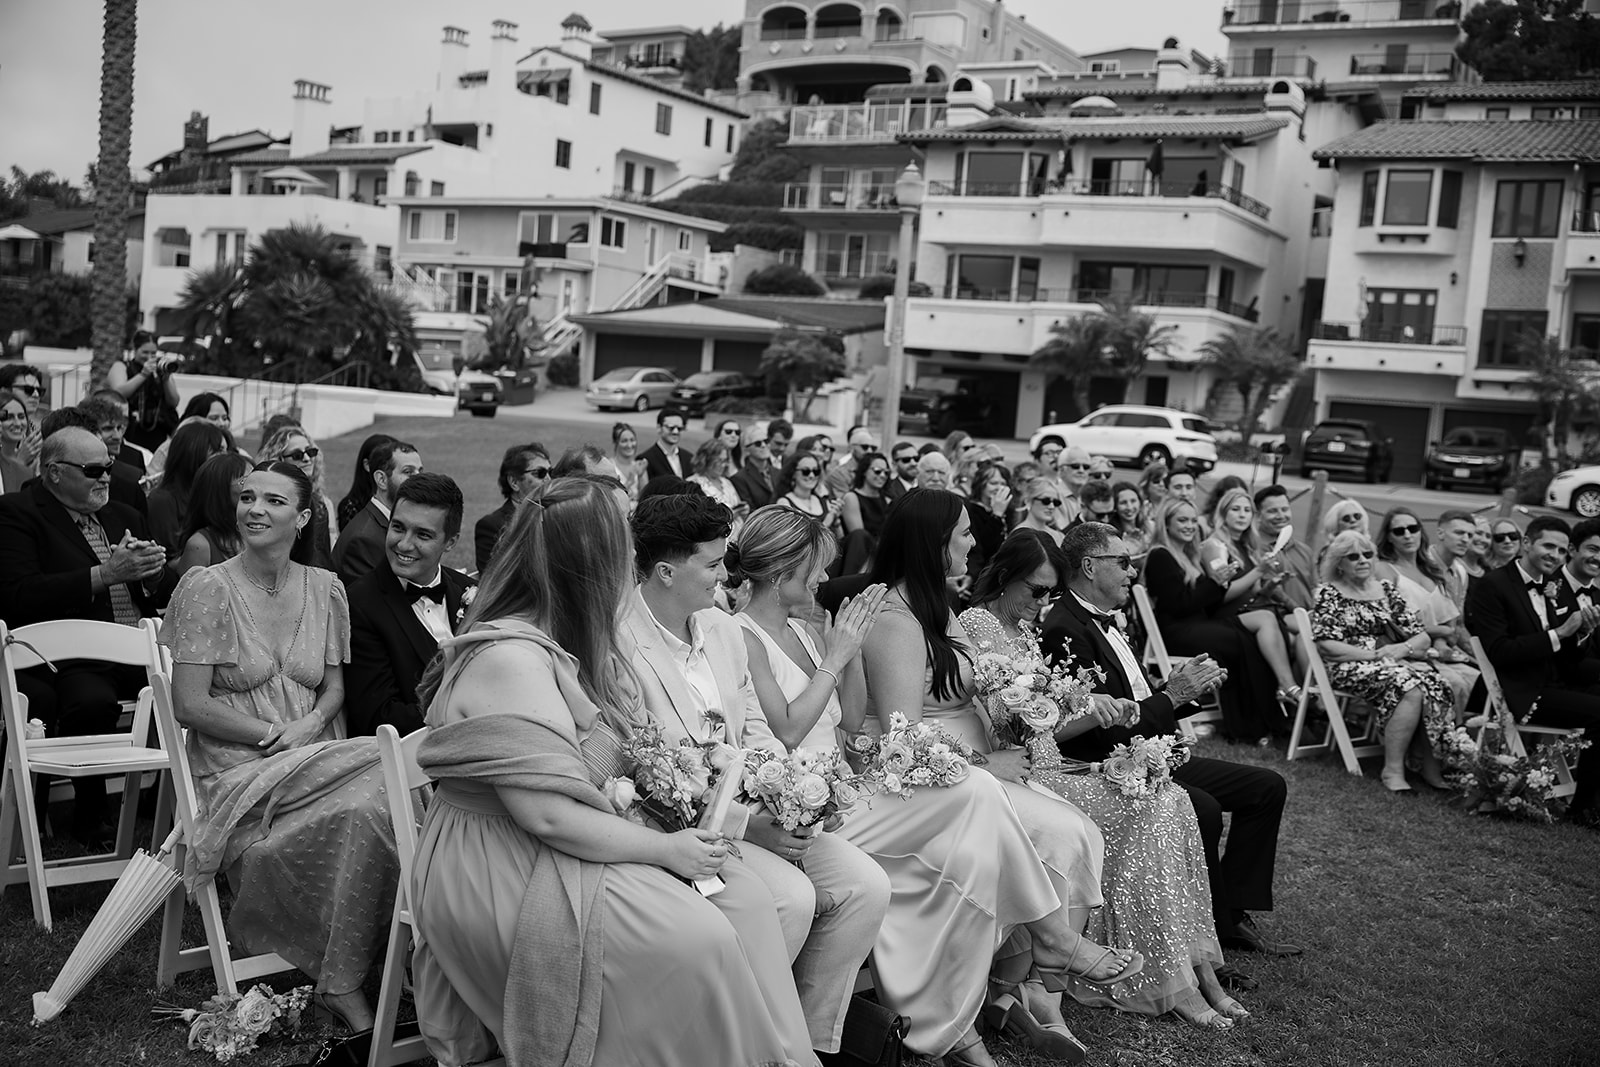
[416,349,459,371]
[682,373,723,388]
[1441,428,1508,449]
[1314,423,1370,441]
[596,368,642,383]
[1181,417,1211,434]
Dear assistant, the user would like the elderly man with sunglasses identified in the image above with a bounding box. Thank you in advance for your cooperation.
[0,426,173,843]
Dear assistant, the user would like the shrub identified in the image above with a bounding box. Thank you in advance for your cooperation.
[705,394,785,417]
[857,275,932,301]
[546,351,580,387]
[743,265,826,297]
[1515,464,1554,506]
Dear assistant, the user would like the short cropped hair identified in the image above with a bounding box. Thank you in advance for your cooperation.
[40,407,97,440]
[632,493,733,574]
[1253,484,1290,509]
[1060,521,1116,578]
[1525,515,1570,544]
[394,471,465,539]
[1572,517,1600,548]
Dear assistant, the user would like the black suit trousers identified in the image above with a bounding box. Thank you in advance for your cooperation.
[1171,755,1287,928]
[1528,688,1600,814]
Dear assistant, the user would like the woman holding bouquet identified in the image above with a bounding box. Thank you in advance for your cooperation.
[409,477,816,1067]
[962,534,1244,1030]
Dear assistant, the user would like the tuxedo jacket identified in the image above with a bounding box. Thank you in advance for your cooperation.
[1465,562,1587,719]
[618,587,784,838]
[332,499,387,586]
[473,499,514,574]
[0,479,172,627]
[345,558,474,736]
[1039,590,1184,762]
[638,443,686,484]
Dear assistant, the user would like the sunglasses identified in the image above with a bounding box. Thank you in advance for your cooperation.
[0,412,26,423]
[1493,532,1522,543]
[961,442,978,452]
[13,384,41,397]
[1066,463,1092,471]
[818,445,836,453]
[896,455,917,463]
[524,466,551,479]
[1389,524,1421,536]
[1344,550,1376,561]
[720,427,741,435]
[1088,471,1113,480]
[1087,554,1135,571]
[796,466,821,477]
[1026,583,1054,599]
[1033,496,1062,507]
[748,439,767,448]
[661,423,685,432]
[282,447,320,462]
[54,460,113,479]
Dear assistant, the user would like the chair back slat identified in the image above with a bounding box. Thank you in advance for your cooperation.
[375,725,430,895]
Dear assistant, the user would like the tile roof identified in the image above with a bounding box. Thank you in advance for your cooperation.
[534,47,748,117]
[5,208,98,235]
[1313,120,1600,162]
[1411,81,1600,102]
[705,297,885,333]
[900,114,1289,144]
[571,298,885,336]
[225,145,430,166]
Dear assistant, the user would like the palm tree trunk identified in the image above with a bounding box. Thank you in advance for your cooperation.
[89,0,137,385]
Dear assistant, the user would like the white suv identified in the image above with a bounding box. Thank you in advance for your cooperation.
[1029,405,1218,471]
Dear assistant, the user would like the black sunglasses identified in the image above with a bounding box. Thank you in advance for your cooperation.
[524,465,551,479]
[1065,463,1092,471]
[1389,524,1421,536]
[1087,554,1135,571]
[796,466,821,476]
[282,447,320,462]
[1088,471,1113,480]
[661,423,685,432]
[1033,496,1063,507]
[54,459,113,479]
[1493,532,1522,543]
[1344,550,1376,561]
[1026,583,1054,599]
[13,384,41,397]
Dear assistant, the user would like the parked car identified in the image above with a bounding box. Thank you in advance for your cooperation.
[670,371,764,416]
[413,347,501,417]
[1028,405,1218,471]
[899,376,995,437]
[585,366,681,412]
[1547,465,1600,517]
[1423,427,1519,492]
[1298,419,1392,483]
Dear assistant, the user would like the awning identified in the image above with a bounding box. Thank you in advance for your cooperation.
[260,165,327,187]
[0,224,43,241]
[518,68,573,88]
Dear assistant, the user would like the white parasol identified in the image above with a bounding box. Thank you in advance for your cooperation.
[32,827,183,1024]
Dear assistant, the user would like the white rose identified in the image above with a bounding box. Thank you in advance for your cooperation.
[796,773,832,809]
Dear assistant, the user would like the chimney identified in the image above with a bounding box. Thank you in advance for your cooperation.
[560,12,594,61]
[1154,37,1192,91]
[438,26,470,90]
[183,111,209,158]
[290,80,332,157]
[490,20,519,88]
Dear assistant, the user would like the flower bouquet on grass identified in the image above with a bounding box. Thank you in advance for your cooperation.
[1062,733,1195,807]
[970,628,1102,763]
[152,983,311,1062]
[1440,720,1589,823]
[737,747,875,855]
[848,712,981,800]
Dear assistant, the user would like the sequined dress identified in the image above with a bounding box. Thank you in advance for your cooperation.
[959,607,1223,1016]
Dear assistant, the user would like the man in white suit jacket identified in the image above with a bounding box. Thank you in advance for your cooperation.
[622,494,890,1055]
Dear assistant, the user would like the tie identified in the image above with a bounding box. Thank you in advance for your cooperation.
[1089,612,1115,632]
[76,516,140,627]
[1526,576,1544,592]
[404,581,445,605]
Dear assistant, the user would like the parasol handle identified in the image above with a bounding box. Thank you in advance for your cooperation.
[4,633,58,674]
[153,826,183,862]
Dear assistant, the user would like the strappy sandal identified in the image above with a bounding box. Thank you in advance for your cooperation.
[1214,995,1251,1021]
[942,1029,997,1067]
[1173,991,1235,1032]
[1037,943,1146,992]
[982,981,1087,1064]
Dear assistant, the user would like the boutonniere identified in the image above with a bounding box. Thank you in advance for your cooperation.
[1112,610,1128,633]
[704,707,728,742]
[1543,580,1561,602]
[454,583,478,628]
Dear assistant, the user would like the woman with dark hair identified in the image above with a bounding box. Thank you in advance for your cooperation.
[1110,480,1151,556]
[836,489,1138,1067]
[962,533,1244,1032]
[1139,463,1169,511]
[172,452,251,577]
[841,452,892,539]
[410,478,808,1066]
[336,433,396,530]
[181,392,234,430]
[775,451,842,535]
[106,329,181,450]
[473,442,549,572]
[159,460,395,1032]
[147,421,230,556]
[1373,507,1479,715]
[0,394,35,491]
[963,461,1014,578]
[713,417,744,470]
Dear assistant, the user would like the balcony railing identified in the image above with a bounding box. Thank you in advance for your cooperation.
[940,286,1261,320]
[1224,0,1461,26]
[1573,210,1600,234]
[813,22,864,38]
[795,250,896,278]
[1312,321,1467,345]
[622,53,682,69]
[149,159,235,190]
[925,179,1273,220]
[784,182,899,211]
[1348,50,1459,76]
[788,102,948,143]
[759,26,810,40]
[1225,53,1319,77]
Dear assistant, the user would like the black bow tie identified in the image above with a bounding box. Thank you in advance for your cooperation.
[404,581,445,605]
[1089,612,1116,632]
[1526,577,1544,592]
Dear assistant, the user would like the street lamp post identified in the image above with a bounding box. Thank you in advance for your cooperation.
[882,162,925,453]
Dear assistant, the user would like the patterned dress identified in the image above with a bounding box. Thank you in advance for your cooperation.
[959,607,1222,1017]
[160,562,399,995]
[1310,580,1456,750]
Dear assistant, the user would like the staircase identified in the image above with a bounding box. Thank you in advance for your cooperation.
[542,254,705,361]
[383,264,452,312]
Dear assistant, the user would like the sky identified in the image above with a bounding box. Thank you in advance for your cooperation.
[0,0,1227,183]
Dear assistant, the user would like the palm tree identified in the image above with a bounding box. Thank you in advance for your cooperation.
[89,0,137,385]
[175,263,243,354]
[1031,312,1113,420]
[1516,332,1598,467]
[477,292,542,371]
[1196,324,1303,442]
[1098,294,1178,402]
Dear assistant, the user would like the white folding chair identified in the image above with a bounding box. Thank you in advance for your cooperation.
[1130,584,1223,740]
[0,619,171,930]
[1285,607,1383,774]
[371,724,432,1067]
[1468,636,1582,801]
[150,671,295,994]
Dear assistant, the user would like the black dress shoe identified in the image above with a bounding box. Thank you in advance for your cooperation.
[1213,963,1257,992]
[1220,913,1303,956]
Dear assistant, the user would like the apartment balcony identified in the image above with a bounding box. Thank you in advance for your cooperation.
[1567,210,1600,274]
[1223,0,1462,30]
[787,102,949,144]
[1307,320,1468,375]
[620,53,683,72]
[783,181,901,213]
[1225,53,1319,78]
[1351,224,1460,256]
[941,286,1261,321]
[903,295,1252,358]
[1348,50,1460,77]
[921,182,1282,264]
[787,248,895,281]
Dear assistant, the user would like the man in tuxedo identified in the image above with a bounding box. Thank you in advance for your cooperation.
[334,438,421,585]
[1557,517,1600,686]
[346,473,474,736]
[1466,515,1600,821]
[1040,522,1301,969]
[0,427,171,840]
[620,494,889,1055]
[638,408,688,482]
[472,442,547,573]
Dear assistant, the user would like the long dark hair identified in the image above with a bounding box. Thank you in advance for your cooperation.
[251,460,320,566]
[1376,507,1447,586]
[871,488,967,701]
[969,530,1054,607]
[336,432,395,527]
[180,452,250,560]
[162,421,229,499]
[180,392,230,422]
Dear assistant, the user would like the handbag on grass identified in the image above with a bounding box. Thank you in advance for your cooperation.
[289,1019,419,1067]
[816,992,908,1067]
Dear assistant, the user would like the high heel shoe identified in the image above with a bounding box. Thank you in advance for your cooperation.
[1380,770,1414,794]
[1037,942,1146,992]
[1173,993,1235,1032]
[942,1029,998,1067]
[982,982,1087,1064]
[1214,995,1251,1021]
[312,992,372,1035]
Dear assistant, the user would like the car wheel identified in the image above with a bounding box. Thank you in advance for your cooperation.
[1364,463,1381,484]
[633,394,650,412]
[1138,445,1171,469]
[471,407,496,418]
[1424,475,1440,491]
[1574,486,1600,518]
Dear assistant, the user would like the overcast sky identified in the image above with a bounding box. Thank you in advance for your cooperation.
[0,0,1226,182]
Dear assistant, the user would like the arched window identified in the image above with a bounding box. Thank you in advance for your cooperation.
[760,5,809,40]
[874,8,903,41]
[814,3,864,38]
[925,64,946,82]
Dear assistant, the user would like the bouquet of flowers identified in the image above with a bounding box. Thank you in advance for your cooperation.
[737,747,874,835]
[1068,733,1194,806]
[602,722,741,834]
[848,712,981,800]
[152,983,312,1063]
[970,628,1102,750]
[1440,720,1590,823]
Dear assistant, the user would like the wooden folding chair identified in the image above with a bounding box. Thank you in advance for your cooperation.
[150,671,295,994]
[1468,636,1582,800]
[1130,585,1223,740]
[1285,607,1383,774]
[371,724,433,1067]
[0,619,171,930]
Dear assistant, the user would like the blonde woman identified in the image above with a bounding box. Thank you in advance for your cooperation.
[1015,477,1067,548]
[943,430,980,497]
[1202,488,1301,718]
[260,423,338,566]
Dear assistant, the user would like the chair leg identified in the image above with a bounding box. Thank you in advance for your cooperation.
[196,881,241,996]
[114,772,140,859]
[156,875,188,989]
[15,766,54,929]
[369,906,411,1067]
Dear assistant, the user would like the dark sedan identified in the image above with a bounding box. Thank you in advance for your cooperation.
[1299,419,1393,483]
[669,371,764,416]
[1424,427,1519,492]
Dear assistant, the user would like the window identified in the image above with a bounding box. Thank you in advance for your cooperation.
[1573,314,1600,359]
[1485,107,1510,120]
[556,139,572,169]
[1493,180,1563,237]
[1582,107,1600,118]
[454,270,493,314]
[704,117,713,147]
[818,231,893,277]
[656,103,672,135]
[1383,170,1433,225]
[430,181,445,196]
[374,131,389,143]
[946,254,1040,300]
[407,210,457,242]
[590,83,602,114]
[600,217,628,249]
[1089,60,1120,73]
[374,246,392,278]
[1359,171,1379,227]
[1480,309,1549,366]
[213,231,245,266]
[518,212,590,253]
[623,162,636,192]
[642,167,655,197]
[373,176,388,198]
[1077,262,1210,306]
[155,227,191,268]
[957,149,1053,195]
[406,131,416,142]
[677,229,693,252]
[1437,170,1462,228]
[726,124,735,152]
[404,171,419,196]
[1362,288,1437,342]
[1532,106,1573,120]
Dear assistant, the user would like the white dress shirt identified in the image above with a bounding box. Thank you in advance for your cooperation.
[663,446,683,478]
[642,599,724,740]
[401,568,453,645]
[1513,561,1562,651]
[1071,592,1152,700]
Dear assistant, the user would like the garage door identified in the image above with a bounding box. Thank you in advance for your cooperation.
[593,333,701,380]
[1442,407,1537,446]
[1327,400,1430,484]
